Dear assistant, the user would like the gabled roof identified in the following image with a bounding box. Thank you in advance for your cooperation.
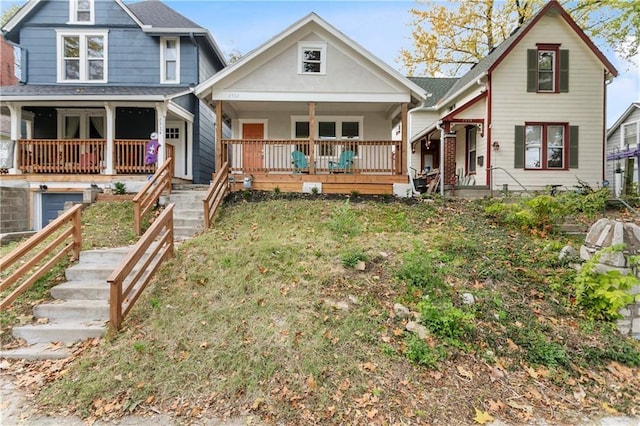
[607,103,640,138]
[127,1,204,32]
[440,0,618,105]
[196,12,426,102]
[408,77,458,108]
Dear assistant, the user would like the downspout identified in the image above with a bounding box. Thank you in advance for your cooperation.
[482,74,492,190]
[603,70,613,184]
[436,120,445,196]
[407,100,427,177]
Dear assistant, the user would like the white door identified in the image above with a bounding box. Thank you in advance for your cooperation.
[165,122,186,179]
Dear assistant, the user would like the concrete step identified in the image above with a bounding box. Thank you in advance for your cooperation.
[79,247,132,264]
[12,320,106,345]
[33,300,109,321]
[65,263,115,281]
[174,226,204,239]
[171,209,203,219]
[0,343,72,360]
[50,280,110,300]
[173,217,204,228]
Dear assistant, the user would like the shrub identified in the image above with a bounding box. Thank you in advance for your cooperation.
[394,248,448,297]
[574,244,639,321]
[404,336,444,368]
[417,299,475,341]
[113,181,126,195]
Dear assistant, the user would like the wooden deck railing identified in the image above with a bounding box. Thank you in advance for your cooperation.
[222,139,402,175]
[132,157,173,236]
[16,139,156,174]
[203,161,229,229]
[114,139,156,174]
[107,204,174,331]
[0,204,82,309]
[19,139,106,174]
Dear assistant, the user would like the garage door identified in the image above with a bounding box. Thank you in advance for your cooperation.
[42,193,83,228]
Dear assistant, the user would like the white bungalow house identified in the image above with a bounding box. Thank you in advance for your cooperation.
[195,12,426,195]
[408,0,618,194]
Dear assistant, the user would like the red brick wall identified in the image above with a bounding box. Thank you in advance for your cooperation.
[0,36,18,86]
[444,134,457,188]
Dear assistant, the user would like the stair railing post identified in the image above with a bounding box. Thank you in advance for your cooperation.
[133,201,141,236]
[109,277,123,331]
[72,204,82,260]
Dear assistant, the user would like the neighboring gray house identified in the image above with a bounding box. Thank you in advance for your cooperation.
[0,0,227,229]
[605,103,640,196]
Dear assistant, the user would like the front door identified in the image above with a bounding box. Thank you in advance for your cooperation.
[242,123,264,171]
[165,123,185,179]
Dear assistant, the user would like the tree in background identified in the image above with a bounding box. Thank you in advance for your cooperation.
[400,0,639,77]
[1,5,20,27]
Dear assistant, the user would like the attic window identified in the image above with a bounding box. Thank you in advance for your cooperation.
[298,42,326,75]
[69,0,94,25]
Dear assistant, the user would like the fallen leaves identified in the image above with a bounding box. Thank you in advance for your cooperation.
[473,407,494,424]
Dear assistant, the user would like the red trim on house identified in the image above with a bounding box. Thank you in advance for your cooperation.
[487,0,617,77]
[441,91,487,123]
[486,74,492,186]
[602,70,607,181]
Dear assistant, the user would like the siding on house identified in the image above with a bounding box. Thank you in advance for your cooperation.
[489,12,606,190]
[605,106,640,188]
[195,99,216,183]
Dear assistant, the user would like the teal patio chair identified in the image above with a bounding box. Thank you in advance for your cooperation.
[328,150,355,174]
[291,150,310,173]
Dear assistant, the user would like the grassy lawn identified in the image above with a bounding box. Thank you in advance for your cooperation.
[5,194,640,424]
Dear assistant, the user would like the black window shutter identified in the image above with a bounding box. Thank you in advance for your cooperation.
[514,125,525,168]
[569,126,579,168]
[559,50,569,93]
[527,49,537,92]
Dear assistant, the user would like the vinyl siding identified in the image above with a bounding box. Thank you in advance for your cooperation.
[195,98,216,183]
[489,12,607,191]
[605,106,640,187]
[24,0,138,27]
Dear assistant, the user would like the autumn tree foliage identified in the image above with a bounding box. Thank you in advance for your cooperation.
[400,0,639,77]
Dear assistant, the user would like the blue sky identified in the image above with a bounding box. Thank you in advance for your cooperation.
[2,0,638,127]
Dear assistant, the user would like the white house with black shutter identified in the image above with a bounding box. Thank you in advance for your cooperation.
[408,0,618,193]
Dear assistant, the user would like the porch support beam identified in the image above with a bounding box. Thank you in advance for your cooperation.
[7,104,21,173]
[215,100,222,170]
[309,102,315,174]
[155,102,168,166]
[104,102,115,174]
[401,103,408,175]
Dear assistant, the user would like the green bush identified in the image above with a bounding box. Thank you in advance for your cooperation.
[404,336,444,368]
[417,299,475,341]
[394,248,448,296]
[510,327,568,368]
[113,181,126,195]
[574,245,639,321]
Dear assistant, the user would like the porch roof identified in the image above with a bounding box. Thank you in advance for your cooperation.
[0,85,192,102]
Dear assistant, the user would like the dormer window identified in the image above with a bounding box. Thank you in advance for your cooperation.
[69,0,94,25]
[161,37,180,84]
[298,42,326,75]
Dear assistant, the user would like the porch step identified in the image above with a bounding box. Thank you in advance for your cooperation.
[33,300,109,321]
[163,189,208,241]
[12,320,107,345]
[0,343,72,360]
[50,280,110,300]
[65,263,117,281]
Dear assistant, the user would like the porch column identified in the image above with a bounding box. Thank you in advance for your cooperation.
[308,102,315,174]
[401,103,408,175]
[215,100,222,170]
[104,102,114,174]
[155,102,168,167]
[7,104,21,173]
[444,129,457,190]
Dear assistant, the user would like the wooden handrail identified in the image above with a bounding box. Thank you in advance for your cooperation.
[203,162,229,229]
[132,157,173,236]
[0,204,82,309]
[107,204,174,331]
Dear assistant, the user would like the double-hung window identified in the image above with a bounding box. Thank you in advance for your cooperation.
[69,0,94,24]
[292,116,362,157]
[298,42,326,75]
[527,44,568,93]
[525,123,566,169]
[466,126,477,173]
[622,122,639,149]
[161,37,180,84]
[57,30,108,83]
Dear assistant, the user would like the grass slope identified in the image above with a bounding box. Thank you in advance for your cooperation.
[25,196,640,424]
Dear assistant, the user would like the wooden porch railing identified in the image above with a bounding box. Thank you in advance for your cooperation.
[132,157,173,236]
[0,204,82,309]
[19,139,106,174]
[221,139,402,175]
[114,139,156,174]
[203,161,229,229]
[107,204,174,331]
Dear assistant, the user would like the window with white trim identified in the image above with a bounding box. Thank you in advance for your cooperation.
[69,0,94,24]
[161,37,180,84]
[298,42,326,74]
[622,122,639,148]
[292,116,362,157]
[537,50,556,92]
[57,30,107,83]
[525,123,566,169]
